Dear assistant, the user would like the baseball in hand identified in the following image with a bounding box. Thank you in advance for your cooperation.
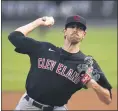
[41,16,55,26]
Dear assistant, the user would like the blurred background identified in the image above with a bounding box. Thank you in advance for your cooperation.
[1,0,117,110]
[2,1,117,32]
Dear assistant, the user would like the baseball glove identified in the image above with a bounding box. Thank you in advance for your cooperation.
[77,56,100,85]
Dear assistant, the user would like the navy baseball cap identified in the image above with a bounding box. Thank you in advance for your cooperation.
[65,15,87,30]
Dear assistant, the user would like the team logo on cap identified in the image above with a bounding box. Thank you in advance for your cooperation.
[74,15,80,21]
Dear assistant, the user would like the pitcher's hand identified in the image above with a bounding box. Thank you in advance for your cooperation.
[39,16,55,27]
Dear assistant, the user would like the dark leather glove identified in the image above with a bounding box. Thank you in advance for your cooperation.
[77,64,93,85]
[77,56,93,85]
[85,56,100,82]
[77,56,101,85]
[92,69,100,82]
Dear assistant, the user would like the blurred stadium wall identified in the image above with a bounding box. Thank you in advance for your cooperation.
[2,1,117,30]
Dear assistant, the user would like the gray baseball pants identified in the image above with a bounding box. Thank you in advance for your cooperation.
[15,92,68,110]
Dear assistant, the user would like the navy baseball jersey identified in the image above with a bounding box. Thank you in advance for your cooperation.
[8,31,112,106]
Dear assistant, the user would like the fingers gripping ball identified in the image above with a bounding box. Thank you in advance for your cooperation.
[41,16,55,26]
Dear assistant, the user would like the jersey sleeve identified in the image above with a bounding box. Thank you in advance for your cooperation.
[83,57,112,97]
[93,59,112,91]
[8,31,40,54]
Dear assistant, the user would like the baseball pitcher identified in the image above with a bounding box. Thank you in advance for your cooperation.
[8,15,112,110]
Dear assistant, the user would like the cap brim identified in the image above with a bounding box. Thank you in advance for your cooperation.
[65,22,86,30]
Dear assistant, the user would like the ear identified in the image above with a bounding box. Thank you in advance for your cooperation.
[63,28,67,39]
[83,30,87,39]
[63,28,66,33]
[63,28,67,35]
[84,30,87,35]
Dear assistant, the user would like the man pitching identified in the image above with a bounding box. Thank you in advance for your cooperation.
[8,15,112,110]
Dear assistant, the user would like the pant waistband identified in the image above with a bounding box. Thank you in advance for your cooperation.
[24,95,54,111]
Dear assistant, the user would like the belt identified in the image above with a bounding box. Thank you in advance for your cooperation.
[24,95,54,111]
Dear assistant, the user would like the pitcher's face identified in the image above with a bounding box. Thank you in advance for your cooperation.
[64,23,86,44]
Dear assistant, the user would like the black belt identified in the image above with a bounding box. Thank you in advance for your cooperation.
[24,95,54,111]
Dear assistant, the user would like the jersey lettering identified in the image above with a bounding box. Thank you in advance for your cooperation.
[38,58,43,68]
[38,58,56,71]
[56,63,64,75]
[61,66,67,76]
[43,59,50,70]
[66,69,74,80]
[71,71,81,84]
[50,60,56,71]
[38,57,81,84]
